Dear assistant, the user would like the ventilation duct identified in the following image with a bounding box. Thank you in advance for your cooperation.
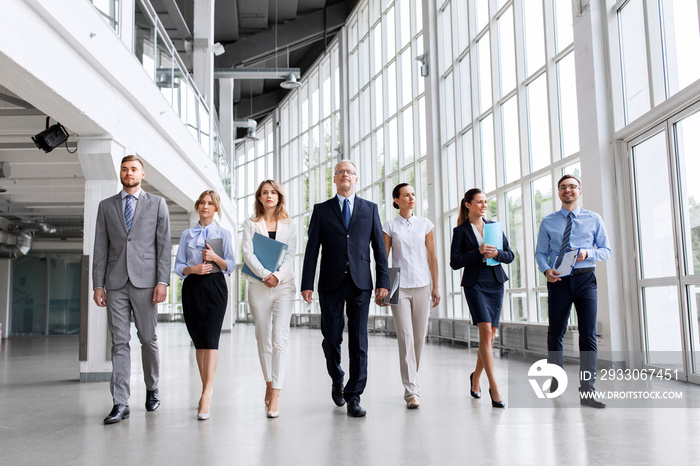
[0,231,32,258]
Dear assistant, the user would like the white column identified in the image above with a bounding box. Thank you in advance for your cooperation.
[120,0,135,52]
[78,138,123,381]
[193,0,215,111]
[572,1,626,361]
[219,77,235,331]
[0,259,10,338]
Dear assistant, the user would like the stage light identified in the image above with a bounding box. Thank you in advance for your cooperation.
[31,117,70,153]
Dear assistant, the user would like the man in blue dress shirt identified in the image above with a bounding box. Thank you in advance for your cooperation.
[535,174,611,408]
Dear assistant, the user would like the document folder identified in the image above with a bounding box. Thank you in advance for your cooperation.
[484,222,503,266]
[242,232,289,281]
[553,248,580,278]
[204,238,224,273]
[383,267,401,305]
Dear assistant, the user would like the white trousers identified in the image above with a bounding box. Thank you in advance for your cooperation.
[248,280,295,389]
[390,285,431,401]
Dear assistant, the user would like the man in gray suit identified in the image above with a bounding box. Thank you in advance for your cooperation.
[93,155,171,424]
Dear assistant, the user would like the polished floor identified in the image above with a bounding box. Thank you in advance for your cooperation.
[1,322,699,465]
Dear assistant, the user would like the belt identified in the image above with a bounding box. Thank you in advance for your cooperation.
[571,267,595,275]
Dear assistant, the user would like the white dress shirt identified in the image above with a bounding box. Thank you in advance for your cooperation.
[383,214,434,288]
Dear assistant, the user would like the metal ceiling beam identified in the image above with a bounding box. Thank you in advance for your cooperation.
[0,93,35,109]
[216,0,351,68]
[159,0,192,39]
[214,68,300,80]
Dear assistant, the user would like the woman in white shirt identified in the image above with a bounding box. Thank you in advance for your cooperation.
[174,190,236,420]
[242,180,297,418]
[381,183,440,408]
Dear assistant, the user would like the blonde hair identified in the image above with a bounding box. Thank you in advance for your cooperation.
[252,179,289,221]
[195,190,222,219]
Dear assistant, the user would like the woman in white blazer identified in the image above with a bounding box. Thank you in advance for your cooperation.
[242,179,297,418]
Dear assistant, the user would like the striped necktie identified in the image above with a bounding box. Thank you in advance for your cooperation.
[124,195,136,231]
[554,212,573,268]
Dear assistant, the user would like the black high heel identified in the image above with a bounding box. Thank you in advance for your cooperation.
[470,372,481,399]
[489,388,505,408]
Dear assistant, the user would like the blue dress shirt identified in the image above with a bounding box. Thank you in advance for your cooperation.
[535,207,611,273]
[174,222,236,278]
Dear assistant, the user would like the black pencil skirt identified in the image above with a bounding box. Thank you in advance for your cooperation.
[182,272,228,349]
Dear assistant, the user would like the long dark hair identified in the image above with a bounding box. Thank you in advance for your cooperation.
[392,183,410,209]
[457,188,484,226]
[252,179,289,221]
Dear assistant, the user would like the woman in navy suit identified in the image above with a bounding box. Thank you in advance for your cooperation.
[450,188,514,408]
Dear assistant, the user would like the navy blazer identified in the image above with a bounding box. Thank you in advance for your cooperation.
[301,195,390,292]
[449,220,514,288]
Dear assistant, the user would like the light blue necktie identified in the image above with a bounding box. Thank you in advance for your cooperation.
[343,198,351,229]
[124,195,136,231]
[554,212,573,268]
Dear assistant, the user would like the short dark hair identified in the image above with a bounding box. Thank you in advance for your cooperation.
[557,174,581,188]
[392,183,410,209]
[121,155,144,168]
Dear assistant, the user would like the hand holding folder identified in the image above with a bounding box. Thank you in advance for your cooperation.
[383,267,401,305]
[483,222,503,266]
[242,232,288,281]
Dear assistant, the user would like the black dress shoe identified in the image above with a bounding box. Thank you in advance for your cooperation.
[331,383,346,407]
[104,404,130,424]
[470,372,481,399]
[346,400,366,417]
[145,389,160,411]
[489,389,505,408]
[580,391,606,409]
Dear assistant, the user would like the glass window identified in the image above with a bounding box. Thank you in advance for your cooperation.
[523,0,545,76]
[618,0,650,123]
[372,23,383,76]
[659,0,700,98]
[374,75,384,125]
[480,114,496,193]
[526,74,551,171]
[456,0,469,54]
[400,48,413,107]
[498,6,516,97]
[553,0,573,52]
[399,0,411,48]
[506,187,525,289]
[675,111,700,275]
[501,96,520,184]
[440,2,453,74]
[387,61,397,117]
[477,32,493,114]
[475,0,489,34]
[632,131,676,279]
[444,72,455,141]
[557,53,580,158]
[386,6,396,62]
[460,55,472,129]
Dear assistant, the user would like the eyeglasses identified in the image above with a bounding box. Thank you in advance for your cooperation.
[558,184,580,191]
[335,170,356,176]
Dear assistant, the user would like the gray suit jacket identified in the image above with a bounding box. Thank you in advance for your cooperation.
[93,191,171,290]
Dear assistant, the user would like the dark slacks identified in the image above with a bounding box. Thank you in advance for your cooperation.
[547,271,598,391]
[319,273,371,403]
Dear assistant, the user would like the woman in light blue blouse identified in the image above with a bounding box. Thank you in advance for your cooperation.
[174,190,235,420]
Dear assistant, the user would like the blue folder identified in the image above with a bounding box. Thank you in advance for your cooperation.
[242,232,289,281]
[484,222,503,266]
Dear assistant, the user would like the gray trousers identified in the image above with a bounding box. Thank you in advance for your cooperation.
[106,281,160,405]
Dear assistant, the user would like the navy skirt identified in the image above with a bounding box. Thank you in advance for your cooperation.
[463,265,504,327]
[182,272,228,349]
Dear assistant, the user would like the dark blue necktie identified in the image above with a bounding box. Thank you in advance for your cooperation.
[124,195,136,231]
[554,212,573,268]
[343,198,351,229]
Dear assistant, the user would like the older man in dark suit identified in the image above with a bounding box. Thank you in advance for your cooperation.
[93,155,171,424]
[301,159,390,417]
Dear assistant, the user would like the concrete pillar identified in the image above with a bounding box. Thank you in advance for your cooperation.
[78,138,123,381]
[572,1,626,363]
[218,78,235,331]
[0,259,11,338]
